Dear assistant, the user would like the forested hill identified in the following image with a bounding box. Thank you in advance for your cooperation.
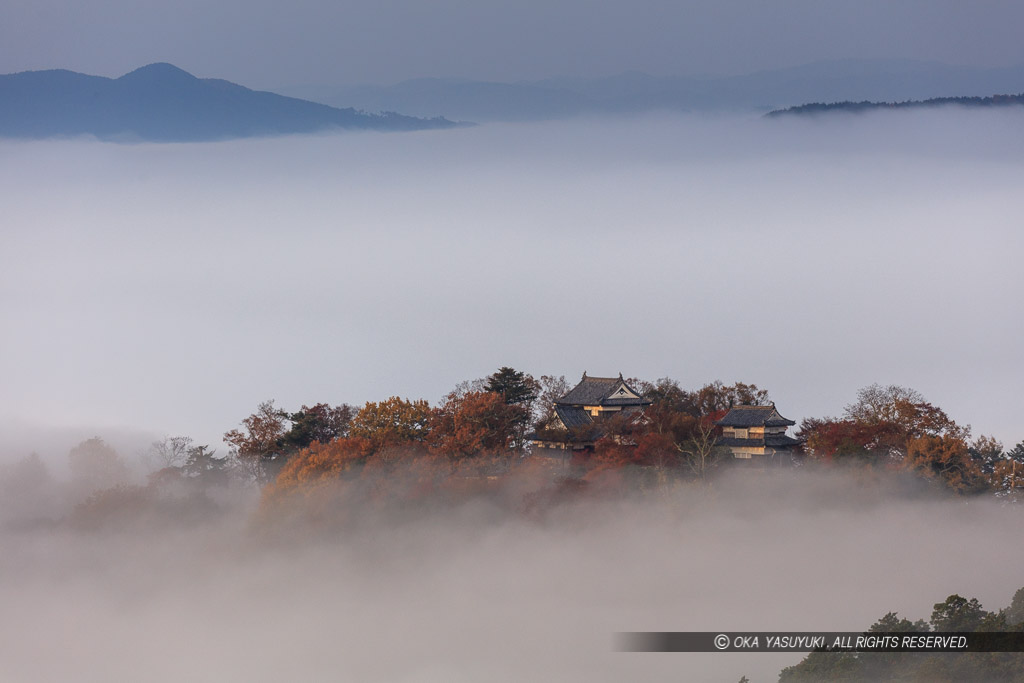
[0,63,462,142]
[766,93,1024,117]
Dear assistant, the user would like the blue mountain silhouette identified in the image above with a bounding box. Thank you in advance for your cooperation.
[0,63,460,141]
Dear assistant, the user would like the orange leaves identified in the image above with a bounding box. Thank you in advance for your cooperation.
[800,393,988,494]
[905,435,984,493]
[224,400,289,459]
[801,386,969,466]
[349,397,431,449]
[799,418,904,460]
[427,391,521,459]
[266,437,373,501]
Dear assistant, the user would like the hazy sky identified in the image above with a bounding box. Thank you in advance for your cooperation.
[3,1,1024,87]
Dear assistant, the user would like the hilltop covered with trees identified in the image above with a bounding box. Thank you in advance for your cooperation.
[2,369,1022,532]
[767,92,1024,117]
[797,383,1022,497]
[779,588,1024,682]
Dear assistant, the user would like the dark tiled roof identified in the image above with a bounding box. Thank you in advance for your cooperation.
[556,373,650,407]
[714,405,796,428]
[557,375,620,405]
[765,435,801,447]
[603,397,653,406]
[617,405,647,416]
[717,435,801,448]
[716,437,758,447]
[554,405,593,429]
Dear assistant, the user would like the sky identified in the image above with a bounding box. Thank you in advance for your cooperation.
[3,1,1024,87]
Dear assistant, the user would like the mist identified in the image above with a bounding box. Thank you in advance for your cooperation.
[2,110,1022,459]
[0,461,1021,682]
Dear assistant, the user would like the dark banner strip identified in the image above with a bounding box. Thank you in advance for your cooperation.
[617,632,1024,653]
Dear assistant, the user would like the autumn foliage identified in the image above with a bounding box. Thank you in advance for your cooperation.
[268,437,374,497]
[905,435,984,493]
[427,390,522,459]
[794,384,1013,494]
[241,374,1023,529]
[349,396,431,448]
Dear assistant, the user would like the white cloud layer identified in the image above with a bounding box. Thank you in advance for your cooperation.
[1,110,1023,458]
[0,468,1021,682]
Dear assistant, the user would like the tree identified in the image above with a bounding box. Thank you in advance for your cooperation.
[584,377,736,480]
[591,429,647,470]
[484,367,539,450]
[71,484,155,531]
[266,437,374,502]
[868,612,928,633]
[0,452,51,494]
[797,417,903,461]
[534,374,570,425]
[428,390,520,459]
[686,380,771,417]
[223,400,290,483]
[1007,441,1024,465]
[629,430,678,473]
[799,386,988,494]
[619,394,720,476]
[147,435,194,470]
[281,402,354,451]
[889,399,970,443]
[1005,587,1024,626]
[905,434,984,493]
[781,591,1023,682]
[642,377,690,413]
[968,435,1004,475]
[451,376,488,397]
[484,366,539,406]
[844,383,926,424]
[68,437,129,494]
[349,397,431,449]
[930,594,988,632]
[182,444,227,486]
[624,377,653,396]
[801,385,969,466]
[990,452,1023,502]
[676,417,727,479]
[0,452,57,520]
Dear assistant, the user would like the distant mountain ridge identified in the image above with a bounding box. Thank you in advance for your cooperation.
[766,93,1024,117]
[0,63,461,142]
[277,59,1024,122]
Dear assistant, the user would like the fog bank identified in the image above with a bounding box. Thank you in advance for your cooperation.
[2,110,1023,457]
[0,467,1021,682]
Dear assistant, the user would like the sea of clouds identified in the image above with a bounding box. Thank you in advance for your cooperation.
[1,109,1023,680]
